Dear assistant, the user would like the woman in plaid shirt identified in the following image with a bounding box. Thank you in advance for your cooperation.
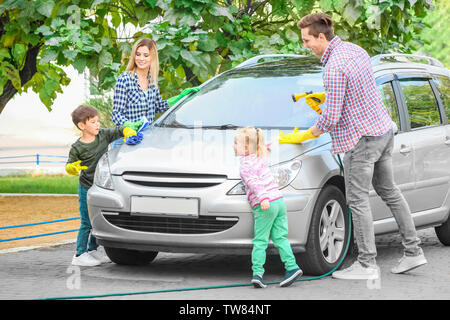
[111,38,169,145]
[280,13,426,280]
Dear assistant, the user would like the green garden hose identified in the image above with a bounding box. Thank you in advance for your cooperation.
[37,155,350,300]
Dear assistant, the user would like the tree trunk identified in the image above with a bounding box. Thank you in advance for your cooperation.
[0,44,41,115]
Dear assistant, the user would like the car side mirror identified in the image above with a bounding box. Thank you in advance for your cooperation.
[392,121,399,135]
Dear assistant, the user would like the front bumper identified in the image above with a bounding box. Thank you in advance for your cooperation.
[87,176,318,255]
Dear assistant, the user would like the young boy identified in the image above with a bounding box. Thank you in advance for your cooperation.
[66,105,139,266]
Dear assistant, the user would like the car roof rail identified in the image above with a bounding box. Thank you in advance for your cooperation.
[234,54,305,69]
[371,53,444,68]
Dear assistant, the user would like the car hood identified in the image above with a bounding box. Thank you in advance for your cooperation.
[109,126,330,179]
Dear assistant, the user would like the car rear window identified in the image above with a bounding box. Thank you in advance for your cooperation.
[158,58,324,129]
[398,78,441,129]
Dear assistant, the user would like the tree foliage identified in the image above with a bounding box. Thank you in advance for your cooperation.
[0,0,435,114]
[417,0,449,68]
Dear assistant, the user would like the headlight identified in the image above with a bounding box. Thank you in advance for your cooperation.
[227,159,302,195]
[94,153,114,190]
[227,181,246,195]
[271,159,302,189]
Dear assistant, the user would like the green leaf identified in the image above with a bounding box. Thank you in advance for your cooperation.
[333,0,346,12]
[181,36,199,43]
[99,50,113,66]
[145,0,158,8]
[22,33,40,46]
[180,49,201,67]
[12,43,27,69]
[2,62,21,90]
[40,48,58,63]
[36,0,55,17]
[62,49,77,61]
[72,55,87,73]
[175,64,185,79]
[164,45,180,60]
[0,48,11,60]
[209,5,234,21]
[35,25,53,36]
[135,6,150,26]
[197,37,218,52]
[111,12,121,28]
[342,4,361,26]
[320,0,334,12]
[285,29,299,42]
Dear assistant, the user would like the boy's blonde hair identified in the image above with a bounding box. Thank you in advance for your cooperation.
[237,126,269,157]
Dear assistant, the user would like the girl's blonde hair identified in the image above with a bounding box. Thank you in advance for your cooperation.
[126,38,159,87]
[237,126,269,157]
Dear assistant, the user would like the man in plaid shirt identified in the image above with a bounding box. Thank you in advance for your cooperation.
[280,13,426,279]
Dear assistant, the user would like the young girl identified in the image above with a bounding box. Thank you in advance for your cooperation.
[234,126,303,288]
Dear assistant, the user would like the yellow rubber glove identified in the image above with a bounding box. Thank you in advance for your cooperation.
[65,160,88,176]
[305,92,326,114]
[279,127,318,144]
[123,127,137,142]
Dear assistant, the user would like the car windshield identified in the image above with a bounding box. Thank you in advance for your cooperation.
[158,56,324,129]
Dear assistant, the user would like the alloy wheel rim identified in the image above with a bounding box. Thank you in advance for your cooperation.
[319,199,345,264]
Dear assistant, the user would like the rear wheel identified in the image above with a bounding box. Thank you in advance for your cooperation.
[297,185,353,275]
[104,247,158,265]
[435,214,450,246]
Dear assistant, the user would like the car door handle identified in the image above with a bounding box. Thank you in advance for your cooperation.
[400,144,412,154]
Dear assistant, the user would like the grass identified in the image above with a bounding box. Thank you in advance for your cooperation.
[0,174,79,194]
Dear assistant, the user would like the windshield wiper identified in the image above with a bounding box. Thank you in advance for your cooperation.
[200,124,241,130]
[158,118,194,128]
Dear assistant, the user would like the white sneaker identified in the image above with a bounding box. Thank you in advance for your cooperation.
[332,261,380,280]
[89,248,111,264]
[72,252,101,267]
[391,253,427,274]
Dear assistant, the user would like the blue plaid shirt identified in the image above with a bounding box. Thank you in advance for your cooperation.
[112,71,169,126]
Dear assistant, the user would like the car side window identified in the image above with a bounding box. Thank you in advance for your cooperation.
[378,82,401,130]
[431,75,450,121]
[398,78,441,129]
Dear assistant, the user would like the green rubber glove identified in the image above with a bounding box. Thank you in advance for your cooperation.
[65,160,88,176]
[123,120,144,131]
[278,127,318,144]
[167,87,200,107]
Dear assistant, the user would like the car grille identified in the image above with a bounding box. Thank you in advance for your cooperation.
[121,172,227,188]
[103,213,239,234]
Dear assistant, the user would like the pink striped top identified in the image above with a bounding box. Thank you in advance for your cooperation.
[239,154,283,208]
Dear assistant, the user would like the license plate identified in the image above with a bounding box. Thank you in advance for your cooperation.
[130,196,199,217]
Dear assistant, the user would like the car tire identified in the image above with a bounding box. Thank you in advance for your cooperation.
[296,185,353,275]
[104,247,158,265]
[435,214,450,246]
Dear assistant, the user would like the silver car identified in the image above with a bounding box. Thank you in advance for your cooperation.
[88,53,450,275]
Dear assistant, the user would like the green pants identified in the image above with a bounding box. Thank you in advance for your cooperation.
[251,198,299,276]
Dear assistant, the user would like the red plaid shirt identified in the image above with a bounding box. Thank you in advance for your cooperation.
[315,36,392,154]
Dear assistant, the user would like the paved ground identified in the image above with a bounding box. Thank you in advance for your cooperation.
[0,228,449,301]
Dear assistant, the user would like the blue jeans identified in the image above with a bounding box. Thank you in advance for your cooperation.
[343,129,422,268]
[76,184,98,255]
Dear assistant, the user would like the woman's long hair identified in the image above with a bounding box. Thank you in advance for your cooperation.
[126,38,159,86]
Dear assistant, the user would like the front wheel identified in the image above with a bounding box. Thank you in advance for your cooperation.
[435,214,450,246]
[104,247,158,265]
[297,185,353,275]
